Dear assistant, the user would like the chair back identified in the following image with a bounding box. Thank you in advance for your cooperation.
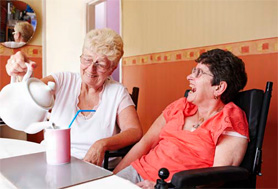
[184,82,273,187]
[130,87,139,110]
[233,89,263,169]
[233,82,272,187]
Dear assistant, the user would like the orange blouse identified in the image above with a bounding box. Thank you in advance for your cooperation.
[131,97,249,182]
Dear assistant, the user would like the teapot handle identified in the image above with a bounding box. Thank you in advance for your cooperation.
[10,63,33,83]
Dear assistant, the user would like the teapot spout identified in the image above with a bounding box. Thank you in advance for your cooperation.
[24,121,53,134]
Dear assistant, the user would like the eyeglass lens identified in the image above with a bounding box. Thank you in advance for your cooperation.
[80,55,108,72]
[192,68,201,77]
[192,67,213,78]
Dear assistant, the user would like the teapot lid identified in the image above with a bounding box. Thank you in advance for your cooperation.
[27,78,54,109]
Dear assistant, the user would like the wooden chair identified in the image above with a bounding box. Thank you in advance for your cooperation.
[103,87,139,170]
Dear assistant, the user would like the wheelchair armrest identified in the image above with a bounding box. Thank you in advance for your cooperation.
[105,144,134,158]
[171,166,249,188]
[103,144,134,170]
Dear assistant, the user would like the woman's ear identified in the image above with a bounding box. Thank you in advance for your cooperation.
[214,81,227,97]
[15,32,23,42]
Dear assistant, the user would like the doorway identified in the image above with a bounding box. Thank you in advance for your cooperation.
[86,0,121,81]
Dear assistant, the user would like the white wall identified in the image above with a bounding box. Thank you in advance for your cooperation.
[44,0,121,78]
[45,0,88,75]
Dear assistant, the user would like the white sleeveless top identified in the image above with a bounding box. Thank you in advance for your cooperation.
[49,72,134,159]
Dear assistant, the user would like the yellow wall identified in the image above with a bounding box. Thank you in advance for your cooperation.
[23,0,42,45]
[122,0,278,57]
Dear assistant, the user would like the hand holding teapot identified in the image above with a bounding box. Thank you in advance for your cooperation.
[6,51,37,78]
[0,51,56,134]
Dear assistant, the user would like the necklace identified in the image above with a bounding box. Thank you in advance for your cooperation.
[192,107,224,129]
[192,117,205,128]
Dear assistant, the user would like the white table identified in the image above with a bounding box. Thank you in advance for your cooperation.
[0,138,139,189]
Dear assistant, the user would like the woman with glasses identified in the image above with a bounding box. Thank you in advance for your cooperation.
[1,21,34,48]
[5,28,142,168]
[114,49,249,188]
[13,21,34,43]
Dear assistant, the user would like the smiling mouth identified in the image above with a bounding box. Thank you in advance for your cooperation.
[189,84,196,93]
[85,72,98,78]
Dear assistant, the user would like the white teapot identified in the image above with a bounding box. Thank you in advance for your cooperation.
[0,63,55,134]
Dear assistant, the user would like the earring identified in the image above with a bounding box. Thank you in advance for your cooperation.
[214,95,218,100]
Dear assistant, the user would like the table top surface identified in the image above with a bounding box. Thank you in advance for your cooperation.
[0,138,139,189]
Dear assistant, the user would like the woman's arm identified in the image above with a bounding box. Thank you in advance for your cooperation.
[41,75,56,85]
[213,135,248,166]
[113,113,166,173]
[83,105,143,166]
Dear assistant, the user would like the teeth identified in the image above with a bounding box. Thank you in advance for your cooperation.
[189,84,196,93]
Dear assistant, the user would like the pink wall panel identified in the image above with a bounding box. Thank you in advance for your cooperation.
[106,0,120,81]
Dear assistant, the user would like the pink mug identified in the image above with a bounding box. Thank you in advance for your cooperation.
[44,127,71,165]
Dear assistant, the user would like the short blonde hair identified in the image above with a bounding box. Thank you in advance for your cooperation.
[14,21,34,42]
[83,28,124,68]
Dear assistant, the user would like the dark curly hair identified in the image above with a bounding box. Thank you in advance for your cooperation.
[195,49,247,104]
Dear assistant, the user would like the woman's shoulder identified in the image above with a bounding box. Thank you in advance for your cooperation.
[219,102,247,125]
[104,78,126,91]
[218,102,249,136]
[2,41,25,48]
[222,102,246,116]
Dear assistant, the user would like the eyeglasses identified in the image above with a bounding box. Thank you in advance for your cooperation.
[191,67,213,78]
[80,55,110,73]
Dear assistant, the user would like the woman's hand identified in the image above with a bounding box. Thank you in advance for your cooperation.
[6,51,37,77]
[137,180,156,189]
[83,139,107,166]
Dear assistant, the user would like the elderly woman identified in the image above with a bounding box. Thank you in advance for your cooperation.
[114,49,249,188]
[13,21,34,43]
[5,28,142,167]
[2,21,34,48]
